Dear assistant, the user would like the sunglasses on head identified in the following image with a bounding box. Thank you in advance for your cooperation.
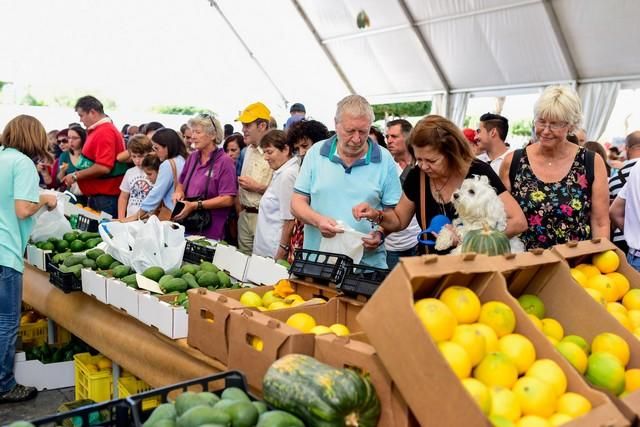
[200,113,217,133]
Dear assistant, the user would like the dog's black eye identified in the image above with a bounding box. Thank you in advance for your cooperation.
[468,189,475,195]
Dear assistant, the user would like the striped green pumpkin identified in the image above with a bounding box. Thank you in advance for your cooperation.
[461,226,511,256]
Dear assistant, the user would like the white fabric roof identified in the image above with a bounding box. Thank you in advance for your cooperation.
[0,0,638,126]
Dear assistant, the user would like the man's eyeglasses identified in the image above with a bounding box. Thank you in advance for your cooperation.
[533,118,568,131]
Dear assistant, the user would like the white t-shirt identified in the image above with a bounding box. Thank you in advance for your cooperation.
[119,166,153,217]
[618,162,640,251]
[477,149,511,175]
[385,163,421,252]
[253,157,299,258]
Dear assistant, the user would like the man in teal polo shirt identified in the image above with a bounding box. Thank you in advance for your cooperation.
[291,95,401,268]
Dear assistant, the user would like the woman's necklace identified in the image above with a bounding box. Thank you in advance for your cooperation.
[432,176,451,204]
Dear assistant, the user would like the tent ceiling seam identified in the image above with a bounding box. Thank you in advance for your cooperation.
[541,0,578,81]
[396,0,450,92]
[321,0,540,45]
[290,0,355,94]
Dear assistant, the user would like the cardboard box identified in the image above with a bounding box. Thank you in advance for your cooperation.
[227,308,315,392]
[244,254,289,286]
[212,244,249,281]
[14,351,75,390]
[264,297,363,332]
[219,278,339,303]
[553,239,640,293]
[138,293,188,339]
[81,268,108,303]
[314,330,412,427]
[106,278,146,318]
[26,244,51,271]
[187,288,246,364]
[357,254,630,427]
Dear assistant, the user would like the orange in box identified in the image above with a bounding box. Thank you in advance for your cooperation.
[358,254,630,427]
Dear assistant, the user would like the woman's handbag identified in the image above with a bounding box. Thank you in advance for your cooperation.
[179,153,215,233]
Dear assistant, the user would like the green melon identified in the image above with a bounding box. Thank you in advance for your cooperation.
[461,225,511,256]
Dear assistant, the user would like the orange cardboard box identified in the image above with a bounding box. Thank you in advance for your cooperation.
[357,254,630,427]
[187,288,246,364]
[187,280,336,365]
[227,308,315,393]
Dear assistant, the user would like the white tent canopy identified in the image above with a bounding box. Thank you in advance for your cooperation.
[0,0,638,130]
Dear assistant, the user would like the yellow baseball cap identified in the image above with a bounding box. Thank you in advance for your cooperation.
[235,102,271,123]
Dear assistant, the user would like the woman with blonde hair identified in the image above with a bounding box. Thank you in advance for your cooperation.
[353,115,526,254]
[500,86,610,249]
[0,115,57,402]
[173,113,237,239]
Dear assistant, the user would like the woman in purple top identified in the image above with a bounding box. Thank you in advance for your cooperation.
[173,113,237,239]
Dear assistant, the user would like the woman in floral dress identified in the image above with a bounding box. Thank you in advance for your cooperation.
[500,86,610,249]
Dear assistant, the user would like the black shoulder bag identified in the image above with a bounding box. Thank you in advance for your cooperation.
[180,153,215,233]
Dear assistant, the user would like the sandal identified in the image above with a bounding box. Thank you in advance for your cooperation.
[0,384,37,403]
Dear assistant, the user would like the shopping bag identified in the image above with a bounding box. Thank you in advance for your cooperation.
[319,221,368,263]
[30,192,72,242]
[99,216,186,273]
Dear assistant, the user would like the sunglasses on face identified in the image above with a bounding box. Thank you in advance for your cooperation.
[57,139,68,144]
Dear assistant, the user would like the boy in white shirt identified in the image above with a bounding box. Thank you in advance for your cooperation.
[118,135,154,218]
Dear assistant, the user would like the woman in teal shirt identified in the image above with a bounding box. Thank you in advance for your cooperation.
[57,125,87,202]
[0,115,57,402]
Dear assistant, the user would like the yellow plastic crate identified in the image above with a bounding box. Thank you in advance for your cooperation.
[118,376,159,411]
[19,318,48,346]
[74,353,113,402]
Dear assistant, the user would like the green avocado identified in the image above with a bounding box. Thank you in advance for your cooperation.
[143,266,165,282]
[96,254,115,270]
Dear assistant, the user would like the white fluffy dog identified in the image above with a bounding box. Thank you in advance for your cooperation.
[435,175,524,253]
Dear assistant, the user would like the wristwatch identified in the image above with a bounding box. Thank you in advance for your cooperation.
[197,200,204,210]
[72,172,79,182]
[279,243,290,251]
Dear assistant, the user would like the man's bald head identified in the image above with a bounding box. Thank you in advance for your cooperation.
[626,131,640,159]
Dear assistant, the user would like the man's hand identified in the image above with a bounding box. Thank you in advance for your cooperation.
[362,230,382,250]
[172,200,197,221]
[352,203,377,221]
[238,176,262,193]
[316,216,343,238]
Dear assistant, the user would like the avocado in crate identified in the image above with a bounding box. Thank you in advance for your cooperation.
[74,353,114,402]
[126,370,301,427]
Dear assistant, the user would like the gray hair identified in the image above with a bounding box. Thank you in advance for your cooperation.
[335,95,374,124]
[534,86,582,128]
[187,113,224,144]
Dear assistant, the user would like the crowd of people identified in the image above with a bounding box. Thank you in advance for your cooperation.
[2,86,640,402]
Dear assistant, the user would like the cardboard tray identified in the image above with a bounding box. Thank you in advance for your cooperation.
[357,253,631,427]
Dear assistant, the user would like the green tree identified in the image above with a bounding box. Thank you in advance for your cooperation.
[511,119,534,136]
[371,101,431,121]
[153,105,213,115]
[21,93,46,106]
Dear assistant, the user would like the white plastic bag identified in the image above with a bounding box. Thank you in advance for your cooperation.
[319,221,368,263]
[99,216,186,273]
[30,192,72,242]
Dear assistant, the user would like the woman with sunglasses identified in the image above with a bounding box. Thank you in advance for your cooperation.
[353,115,526,255]
[172,114,237,239]
[499,86,610,249]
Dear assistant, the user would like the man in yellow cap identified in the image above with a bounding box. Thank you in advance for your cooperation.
[235,102,274,254]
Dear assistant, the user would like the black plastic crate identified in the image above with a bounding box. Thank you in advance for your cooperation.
[48,262,82,293]
[339,263,390,299]
[77,214,100,232]
[183,240,216,264]
[127,370,249,427]
[290,249,352,284]
[29,398,130,427]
